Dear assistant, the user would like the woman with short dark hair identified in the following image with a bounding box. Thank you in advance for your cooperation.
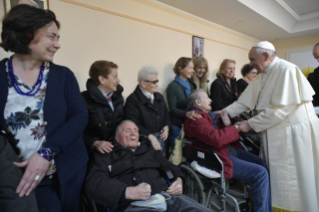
[82,60,124,155]
[0,5,88,211]
[237,64,257,96]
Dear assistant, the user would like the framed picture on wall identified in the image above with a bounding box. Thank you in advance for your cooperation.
[192,36,204,57]
[4,0,49,13]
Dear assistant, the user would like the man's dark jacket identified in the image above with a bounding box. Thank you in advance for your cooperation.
[0,135,38,212]
[82,79,124,154]
[124,86,171,136]
[308,67,319,106]
[85,136,183,211]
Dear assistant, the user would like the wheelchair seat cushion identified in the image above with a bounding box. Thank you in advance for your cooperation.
[190,161,221,178]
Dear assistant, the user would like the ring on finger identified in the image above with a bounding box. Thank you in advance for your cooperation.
[34,175,41,182]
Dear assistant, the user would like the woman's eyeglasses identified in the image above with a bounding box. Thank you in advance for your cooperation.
[144,80,159,84]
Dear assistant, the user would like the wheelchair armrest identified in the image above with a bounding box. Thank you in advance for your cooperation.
[184,140,217,154]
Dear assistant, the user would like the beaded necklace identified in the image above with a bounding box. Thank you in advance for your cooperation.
[8,55,45,96]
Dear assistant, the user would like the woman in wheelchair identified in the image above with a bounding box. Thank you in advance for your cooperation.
[184,89,272,212]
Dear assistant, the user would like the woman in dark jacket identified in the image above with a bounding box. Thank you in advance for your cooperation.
[237,64,257,96]
[166,57,201,149]
[210,59,238,111]
[0,5,88,211]
[125,67,171,156]
[82,61,124,155]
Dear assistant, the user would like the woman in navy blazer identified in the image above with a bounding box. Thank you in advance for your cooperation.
[0,5,88,212]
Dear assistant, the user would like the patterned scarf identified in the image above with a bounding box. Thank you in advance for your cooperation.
[219,75,238,98]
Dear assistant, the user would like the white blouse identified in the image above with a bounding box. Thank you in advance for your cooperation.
[4,61,50,160]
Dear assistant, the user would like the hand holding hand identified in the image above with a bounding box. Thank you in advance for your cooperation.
[220,110,231,126]
[166,177,183,195]
[213,110,221,115]
[186,111,202,121]
[159,126,169,141]
[94,141,114,154]
[148,134,161,150]
[126,182,151,200]
[13,152,50,197]
[234,121,251,132]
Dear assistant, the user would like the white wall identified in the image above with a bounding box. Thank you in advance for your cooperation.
[0,0,257,99]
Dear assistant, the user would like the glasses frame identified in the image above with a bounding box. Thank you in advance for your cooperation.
[144,79,159,85]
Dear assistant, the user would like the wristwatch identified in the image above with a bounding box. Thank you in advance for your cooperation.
[37,148,56,161]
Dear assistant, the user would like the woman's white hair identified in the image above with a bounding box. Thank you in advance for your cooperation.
[18,0,40,8]
[138,66,158,85]
[188,89,206,109]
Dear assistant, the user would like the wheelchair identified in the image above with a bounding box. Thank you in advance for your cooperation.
[82,166,176,212]
[180,134,255,212]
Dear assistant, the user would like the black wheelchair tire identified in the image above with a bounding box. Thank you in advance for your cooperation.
[179,163,206,205]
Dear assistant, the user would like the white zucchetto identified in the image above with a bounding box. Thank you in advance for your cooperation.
[252,41,275,51]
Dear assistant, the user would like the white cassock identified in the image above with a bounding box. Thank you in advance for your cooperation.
[226,57,319,212]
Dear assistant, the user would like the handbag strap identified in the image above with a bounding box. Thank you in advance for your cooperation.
[177,126,185,140]
[96,106,109,140]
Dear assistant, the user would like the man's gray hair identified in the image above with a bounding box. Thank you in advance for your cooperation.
[314,42,319,49]
[138,66,158,85]
[188,89,206,108]
[115,120,138,136]
[255,48,277,59]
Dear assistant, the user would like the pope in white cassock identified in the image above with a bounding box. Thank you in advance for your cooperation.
[225,41,319,212]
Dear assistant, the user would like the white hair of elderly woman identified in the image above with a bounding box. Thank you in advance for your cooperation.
[188,89,206,109]
[18,0,40,8]
[138,66,158,85]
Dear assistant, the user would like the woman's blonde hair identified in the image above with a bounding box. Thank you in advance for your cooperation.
[192,57,209,91]
[216,59,236,78]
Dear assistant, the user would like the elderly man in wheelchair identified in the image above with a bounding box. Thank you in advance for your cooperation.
[183,89,272,212]
[85,120,211,212]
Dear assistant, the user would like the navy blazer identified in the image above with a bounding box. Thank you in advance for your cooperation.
[0,58,89,185]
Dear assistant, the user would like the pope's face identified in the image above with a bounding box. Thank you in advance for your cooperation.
[248,48,268,74]
[313,46,319,63]
[195,47,200,54]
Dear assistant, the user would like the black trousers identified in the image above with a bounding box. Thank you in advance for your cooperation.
[35,164,87,212]
[0,135,39,212]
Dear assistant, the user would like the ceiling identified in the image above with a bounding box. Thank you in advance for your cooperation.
[155,0,319,42]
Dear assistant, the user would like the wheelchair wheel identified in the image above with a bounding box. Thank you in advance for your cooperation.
[235,199,252,212]
[179,163,206,205]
